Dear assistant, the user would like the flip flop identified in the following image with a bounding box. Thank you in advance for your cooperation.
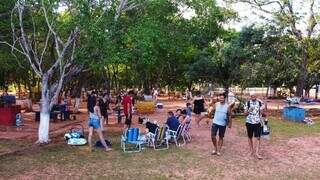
[256,154,263,160]
[105,148,113,152]
[211,150,217,155]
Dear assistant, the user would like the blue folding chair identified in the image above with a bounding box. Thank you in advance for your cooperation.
[121,128,145,153]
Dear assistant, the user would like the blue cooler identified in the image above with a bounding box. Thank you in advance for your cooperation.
[283,107,305,122]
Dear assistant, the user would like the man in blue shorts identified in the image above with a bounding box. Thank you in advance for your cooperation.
[211,93,231,156]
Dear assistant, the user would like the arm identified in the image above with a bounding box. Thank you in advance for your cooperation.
[95,106,102,119]
[227,107,232,128]
[259,100,266,111]
[244,101,249,116]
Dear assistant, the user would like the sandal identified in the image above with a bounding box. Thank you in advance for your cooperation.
[256,154,263,160]
[211,150,217,155]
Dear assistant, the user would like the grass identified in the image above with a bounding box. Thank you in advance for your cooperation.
[1,117,320,179]
[233,116,320,141]
[0,139,33,154]
[0,134,221,179]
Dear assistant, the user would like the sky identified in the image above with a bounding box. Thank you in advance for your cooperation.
[183,0,320,33]
[180,0,270,31]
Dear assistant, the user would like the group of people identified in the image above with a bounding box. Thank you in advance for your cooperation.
[86,90,136,152]
[85,88,268,160]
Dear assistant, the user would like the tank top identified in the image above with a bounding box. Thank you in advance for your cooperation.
[90,106,100,120]
[213,102,229,126]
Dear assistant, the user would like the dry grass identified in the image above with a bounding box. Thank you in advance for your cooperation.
[1,116,320,179]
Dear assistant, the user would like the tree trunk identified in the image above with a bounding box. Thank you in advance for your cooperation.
[38,77,51,143]
[266,86,270,97]
[304,88,310,98]
[273,87,277,97]
[295,46,308,97]
[18,80,21,99]
[316,85,319,99]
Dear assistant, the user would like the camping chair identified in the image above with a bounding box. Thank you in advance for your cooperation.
[168,124,187,146]
[184,121,192,142]
[152,126,169,150]
[121,128,145,153]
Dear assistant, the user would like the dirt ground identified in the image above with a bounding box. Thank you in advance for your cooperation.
[144,100,320,179]
[1,98,320,179]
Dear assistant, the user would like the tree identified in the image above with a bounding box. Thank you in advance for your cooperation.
[0,0,139,143]
[226,0,320,97]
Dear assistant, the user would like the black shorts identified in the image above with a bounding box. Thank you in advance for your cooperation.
[211,124,226,138]
[246,123,261,138]
[125,114,132,126]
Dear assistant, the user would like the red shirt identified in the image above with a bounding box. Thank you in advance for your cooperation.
[122,95,132,115]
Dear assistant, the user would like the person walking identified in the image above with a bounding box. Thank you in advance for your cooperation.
[244,92,265,159]
[193,91,206,127]
[211,93,231,156]
[88,99,112,152]
[99,93,110,127]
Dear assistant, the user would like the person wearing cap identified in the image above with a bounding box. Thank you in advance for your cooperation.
[244,92,265,159]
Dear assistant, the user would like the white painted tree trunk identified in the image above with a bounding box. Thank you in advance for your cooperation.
[38,77,51,143]
[38,110,50,143]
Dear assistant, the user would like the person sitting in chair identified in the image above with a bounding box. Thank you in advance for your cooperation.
[138,117,158,135]
[138,117,159,144]
[166,111,180,131]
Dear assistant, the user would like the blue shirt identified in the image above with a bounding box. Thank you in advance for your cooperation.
[186,107,193,116]
[166,116,180,131]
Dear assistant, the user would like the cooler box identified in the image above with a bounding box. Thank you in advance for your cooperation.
[283,106,305,122]
[0,105,21,126]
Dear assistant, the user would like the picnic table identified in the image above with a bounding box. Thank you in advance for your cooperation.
[35,104,74,122]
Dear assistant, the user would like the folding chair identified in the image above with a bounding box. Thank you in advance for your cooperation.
[121,128,145,153]
[184,121,192,142]
[168,124,186,146]
[152,126,169,150]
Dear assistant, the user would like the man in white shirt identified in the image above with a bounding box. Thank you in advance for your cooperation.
[244,92,265,159]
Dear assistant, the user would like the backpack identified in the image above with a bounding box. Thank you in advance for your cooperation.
[15,113,23,127]
[95,139,112,148]
[247,100,262,109]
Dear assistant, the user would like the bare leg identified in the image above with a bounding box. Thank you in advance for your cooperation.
[88,127,93,150]
[197,115,206,126]
[195,114,200,127]
[254,137,262,159]
[96,128,111,151]
[217,137,224,155]
[211,136,218,154]
[100,117,105,131]
[248,138,254,156]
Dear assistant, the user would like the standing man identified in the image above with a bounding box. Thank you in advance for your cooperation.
[122,90,134,128]
[211,93,231,156]
[244,92,265,159]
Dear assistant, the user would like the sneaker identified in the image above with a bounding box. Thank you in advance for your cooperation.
[211,150,217,155]
[216,152,222,156]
